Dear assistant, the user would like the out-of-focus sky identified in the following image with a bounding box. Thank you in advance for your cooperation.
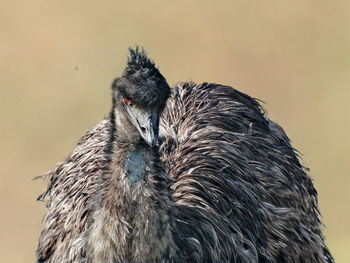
[0,1,349,262]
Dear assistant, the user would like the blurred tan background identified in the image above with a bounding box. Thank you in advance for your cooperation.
[0,0,349,262]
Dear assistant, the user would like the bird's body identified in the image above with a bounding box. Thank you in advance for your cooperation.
[37,49,333,263]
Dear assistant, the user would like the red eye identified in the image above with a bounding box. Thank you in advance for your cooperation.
[123,97,132,104]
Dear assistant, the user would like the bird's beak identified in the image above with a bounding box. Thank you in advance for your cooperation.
[124,104,159,146]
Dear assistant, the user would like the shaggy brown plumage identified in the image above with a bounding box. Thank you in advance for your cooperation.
[37,49,333,263]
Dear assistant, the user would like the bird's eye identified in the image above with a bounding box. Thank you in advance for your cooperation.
[123,97,132,105]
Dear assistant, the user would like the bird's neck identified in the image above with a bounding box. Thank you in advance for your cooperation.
[87,119,174,262]
[114,108,142,146]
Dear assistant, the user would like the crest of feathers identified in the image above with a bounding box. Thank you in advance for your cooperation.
[114,47,170,108]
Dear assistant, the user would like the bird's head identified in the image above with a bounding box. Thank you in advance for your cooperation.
[112,47,170,146]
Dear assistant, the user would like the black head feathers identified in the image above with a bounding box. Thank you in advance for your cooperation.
[112,47,170,110]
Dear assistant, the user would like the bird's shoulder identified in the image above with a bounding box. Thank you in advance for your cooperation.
[37,119,110,262]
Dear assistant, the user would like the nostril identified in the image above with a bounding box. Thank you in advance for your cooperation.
[141,127,146,133]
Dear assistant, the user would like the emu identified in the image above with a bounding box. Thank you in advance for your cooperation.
[37,48,334,263]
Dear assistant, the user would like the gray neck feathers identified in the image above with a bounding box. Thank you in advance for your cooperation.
[114,107,141,146]
[87,121,174,262]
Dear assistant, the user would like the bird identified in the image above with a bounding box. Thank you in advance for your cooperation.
[37,47,334,263]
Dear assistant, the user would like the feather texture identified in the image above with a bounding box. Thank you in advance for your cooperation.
[37,82,333,262]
